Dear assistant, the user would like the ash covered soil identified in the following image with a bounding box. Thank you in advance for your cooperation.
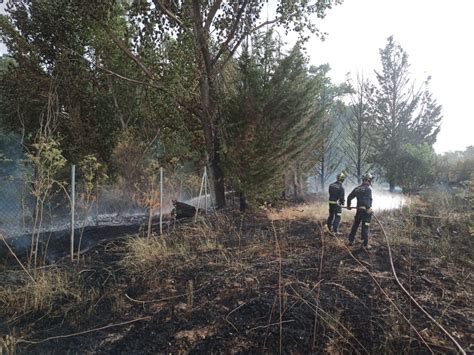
[1,204,473,354]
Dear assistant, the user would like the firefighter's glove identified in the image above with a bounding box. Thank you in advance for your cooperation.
[367,208,373,215]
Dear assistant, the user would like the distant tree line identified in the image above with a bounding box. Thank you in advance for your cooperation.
[436,147,474,185]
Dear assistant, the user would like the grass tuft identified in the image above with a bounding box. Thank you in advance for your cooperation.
[0,267,83,315]
[120,235,170,274]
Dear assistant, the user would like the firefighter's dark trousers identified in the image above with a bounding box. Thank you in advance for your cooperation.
[348,208,372,246]
[327,204,342,232]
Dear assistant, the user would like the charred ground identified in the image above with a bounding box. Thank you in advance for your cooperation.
[0,200,472,354]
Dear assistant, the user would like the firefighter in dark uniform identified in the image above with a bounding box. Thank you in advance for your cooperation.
[327,173,346,234]
[347,173,374,249]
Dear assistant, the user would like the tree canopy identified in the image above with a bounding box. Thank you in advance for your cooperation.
[371,36,442,191]
[0,2,451,208]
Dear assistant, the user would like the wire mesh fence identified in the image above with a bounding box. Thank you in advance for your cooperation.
[0,162,213,244]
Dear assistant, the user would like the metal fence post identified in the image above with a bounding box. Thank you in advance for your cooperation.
[195,169,205,219]
[204,166,208,213]
[160,166,163,235]
[95,180,99,226]
[70,164,75,262]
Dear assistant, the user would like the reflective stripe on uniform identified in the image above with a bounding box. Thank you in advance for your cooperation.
[329,200,338,205]
[365,222,370,226]
[337,213,342,216]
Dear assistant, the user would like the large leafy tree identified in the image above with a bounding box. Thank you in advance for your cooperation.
[48,0,342,208]
[0,0,121,163]
[0,0,202,172]
[372,36,442,191]
[1,1,343,207]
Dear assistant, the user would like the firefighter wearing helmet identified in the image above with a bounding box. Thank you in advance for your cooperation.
[347,173,374,249]
[327,172,346,234]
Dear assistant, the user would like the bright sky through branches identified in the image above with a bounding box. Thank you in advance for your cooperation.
[286,0,473,154]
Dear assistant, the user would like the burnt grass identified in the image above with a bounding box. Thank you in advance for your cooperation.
[1,205,473,354]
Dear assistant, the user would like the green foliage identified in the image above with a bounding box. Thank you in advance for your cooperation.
[372,36,442,191]
[395,143,436,193]
[0,54,14,73]
[0,0,200,174]
[79,155,108,194]
[223,41,329,207]
[0,0,341,206]
[23,135,67,269]
[25,137,67,199]
[436,146,474,184]
[468,173,474,237]
[0,0,121,164]
[1,0,342,209]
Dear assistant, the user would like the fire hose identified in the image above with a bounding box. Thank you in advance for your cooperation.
[372,213,466,354]
[336,206,466,354]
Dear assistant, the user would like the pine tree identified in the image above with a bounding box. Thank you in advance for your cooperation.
[223,43,325,209]
[372,36,442,191]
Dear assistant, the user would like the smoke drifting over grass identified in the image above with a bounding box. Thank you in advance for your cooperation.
[371,189,407,211]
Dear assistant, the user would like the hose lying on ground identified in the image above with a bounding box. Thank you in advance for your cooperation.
[372,213,466,355]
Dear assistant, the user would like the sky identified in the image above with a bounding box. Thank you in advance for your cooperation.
[288,0,474,154]
[1,0,473,153]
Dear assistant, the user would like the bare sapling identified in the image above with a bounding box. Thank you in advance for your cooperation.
[76,155,107,262]
[134,161,161,238]
[469,173,474,237]
[162,161,201,209]
[25,137,66,270]
[23,90,68,270]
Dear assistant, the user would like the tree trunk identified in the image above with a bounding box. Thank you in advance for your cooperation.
[191,1,226,209]
[389,181,395,192]
[320,156,325,191]
[239,191,247,212]
[357,117,362,184]
[197,79,226,208]
[281,173,287,199]
[293,169,298,199]
[210,149,225,209]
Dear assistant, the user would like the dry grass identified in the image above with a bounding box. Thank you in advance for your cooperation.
[0,334,16,355]
[1,195,472,353]
[120,235,171,274]
[267,202,329,221]
[388,190,474,265]
[121,215,238,276]
[0,266,83,315]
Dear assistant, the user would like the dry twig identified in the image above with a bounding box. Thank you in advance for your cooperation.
[19,316,151,345]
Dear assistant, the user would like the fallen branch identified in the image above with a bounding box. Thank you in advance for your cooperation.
[248,319,294,332]
[125,282,209,304]
[312,223,325,350]
[19,316,151,345]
